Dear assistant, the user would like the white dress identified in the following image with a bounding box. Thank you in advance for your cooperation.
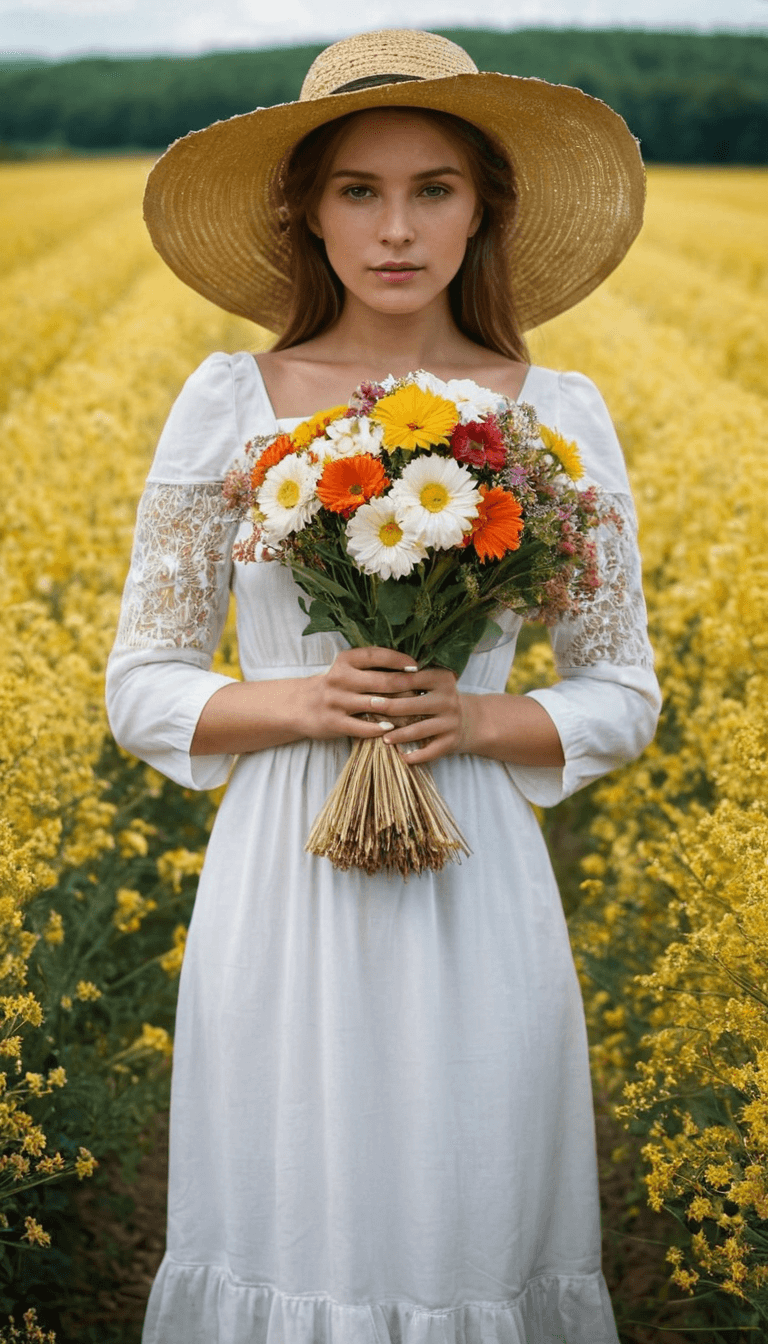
[106,352,661,1344]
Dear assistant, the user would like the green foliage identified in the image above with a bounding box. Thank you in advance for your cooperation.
[0,30,766,162]
[0,45,323,151]
[0,740,214,1328]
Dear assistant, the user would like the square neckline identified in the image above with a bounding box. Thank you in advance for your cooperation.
[250,355,536,427]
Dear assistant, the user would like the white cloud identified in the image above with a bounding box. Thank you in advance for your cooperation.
[0,0,134,12]
[1,0,766,58]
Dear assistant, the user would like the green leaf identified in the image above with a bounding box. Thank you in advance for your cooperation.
[289,561,350,601]
[375,579,417,626]
[373,610,394,648]
[301,599,338,637]
[338,615,376,649]
[428,615,490,678]
[479,617,503,645]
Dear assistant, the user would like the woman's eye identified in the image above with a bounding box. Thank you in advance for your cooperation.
[420,184,449,198]
[343,185,373,200]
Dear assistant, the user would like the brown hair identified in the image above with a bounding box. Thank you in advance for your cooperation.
[270,108,530,363]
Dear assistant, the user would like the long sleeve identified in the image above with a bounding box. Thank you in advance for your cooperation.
[506,371,661,808]
[105,353,246,790]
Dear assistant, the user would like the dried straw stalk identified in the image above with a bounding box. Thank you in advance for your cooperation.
[305,722,471,878]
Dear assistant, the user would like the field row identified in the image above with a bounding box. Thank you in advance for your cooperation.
[529,232,768,1304]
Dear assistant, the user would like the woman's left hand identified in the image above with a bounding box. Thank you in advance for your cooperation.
[373,664,473,764]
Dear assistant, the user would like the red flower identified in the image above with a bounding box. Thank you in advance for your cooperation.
[450,417,505,471]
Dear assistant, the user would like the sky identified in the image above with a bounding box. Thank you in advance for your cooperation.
[1,0,767,59]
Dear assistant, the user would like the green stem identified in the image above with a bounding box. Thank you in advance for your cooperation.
[107,951,168,994]
[0,1166,83,1203]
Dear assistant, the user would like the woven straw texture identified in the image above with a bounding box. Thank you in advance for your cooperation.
[143,29,645,334]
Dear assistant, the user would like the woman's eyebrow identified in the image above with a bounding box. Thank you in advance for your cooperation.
[329,166,464,180]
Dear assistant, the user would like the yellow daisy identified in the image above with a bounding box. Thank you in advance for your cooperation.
[539,424,584,481]
[292,404,349,449]
[371,383,459,452]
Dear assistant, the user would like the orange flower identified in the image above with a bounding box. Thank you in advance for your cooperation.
[317,455,390,514]
[468,485,523,562]
[250,435,295,490]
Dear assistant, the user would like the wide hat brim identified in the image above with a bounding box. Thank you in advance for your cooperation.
[143,69,645,334]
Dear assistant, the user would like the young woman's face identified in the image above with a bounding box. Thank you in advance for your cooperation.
[313,110,481,317]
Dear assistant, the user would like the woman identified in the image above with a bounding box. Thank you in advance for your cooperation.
[107,28,661,1344]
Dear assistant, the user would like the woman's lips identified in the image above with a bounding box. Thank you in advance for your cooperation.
[373,265,422,284]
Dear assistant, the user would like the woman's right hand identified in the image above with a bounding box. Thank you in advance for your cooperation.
[296,646,422,741]
[191,647,423,759]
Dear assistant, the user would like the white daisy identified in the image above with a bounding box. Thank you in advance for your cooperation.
[442,378,506,423]
[346,496,427,580]
[389,454,481,550]
[411,370,504,423]
[258,455,321,542]
[320,415,384,460]
[411,369,449,399]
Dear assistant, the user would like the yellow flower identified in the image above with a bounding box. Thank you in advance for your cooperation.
[117,827,149,857]
[688,1195,715,1222]
[21,1124,47,1157]
[23,1217,51,1247]
[132,1022,173,1058]
[36,1152,66,1175]
[371,384,458,451]
[113,886,157,934]
[22,1306,57,1342]
[160,923,187,977]
[705,1162,733,1189]
[7,1154,30,1179]
[157,848,205,893]
[670,1265,699,1293]
[292,403,349,449]
[75,1146,98,1179]
[42,910,64,946]
[539,424,584,480]
[75,980,102,1002]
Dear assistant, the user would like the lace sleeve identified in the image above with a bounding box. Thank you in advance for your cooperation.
[507,488,661,809]
[550,491,655,673]
[106,481,241,792]
[115,482,237,651]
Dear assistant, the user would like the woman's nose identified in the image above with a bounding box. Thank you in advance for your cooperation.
[378,200,415,247]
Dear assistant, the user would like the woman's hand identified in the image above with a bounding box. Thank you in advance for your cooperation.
[296,647,458,754]
[192,645,562,766]
[296,646,469,764]
[376,663,470,764]
[191,647,469,761]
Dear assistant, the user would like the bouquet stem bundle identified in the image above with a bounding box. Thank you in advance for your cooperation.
[306,727,470,877]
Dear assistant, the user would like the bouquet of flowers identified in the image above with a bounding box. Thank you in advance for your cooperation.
[222,370,615,878]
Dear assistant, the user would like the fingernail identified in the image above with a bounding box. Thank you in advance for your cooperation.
[370,695,388,708]
[377,720,395,731]
[403,664,419,672]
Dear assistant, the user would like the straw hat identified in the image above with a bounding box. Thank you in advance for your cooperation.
[143,28,645,334]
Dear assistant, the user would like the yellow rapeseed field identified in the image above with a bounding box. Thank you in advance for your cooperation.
[1,157,766,1308]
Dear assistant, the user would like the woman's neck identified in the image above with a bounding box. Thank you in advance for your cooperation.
[306,292,477,379]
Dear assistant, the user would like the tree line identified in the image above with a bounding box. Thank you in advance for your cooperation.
[1,28,766,163]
